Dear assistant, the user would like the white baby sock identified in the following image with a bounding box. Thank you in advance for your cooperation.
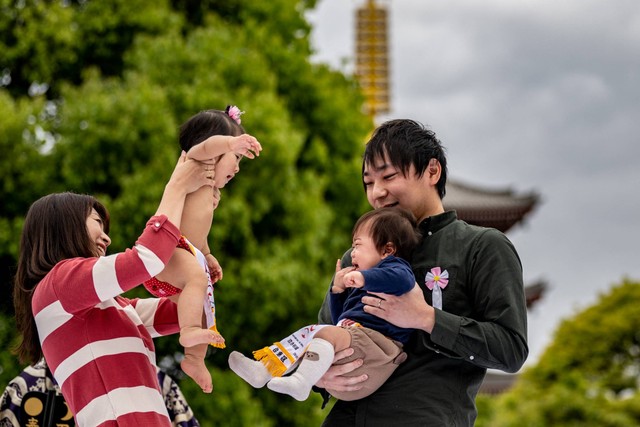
[228,351,272,388]
[267,338,335,401]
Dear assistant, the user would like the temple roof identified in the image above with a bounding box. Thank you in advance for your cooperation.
[479,371,518,395]
[443,179,540,233]
[524,279,546,308]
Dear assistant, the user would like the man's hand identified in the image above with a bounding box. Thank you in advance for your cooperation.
[362,284,436,333]
[315,348,368,392]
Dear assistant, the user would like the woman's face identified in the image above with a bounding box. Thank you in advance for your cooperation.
[214,152,241,189]
[86,208,111,256]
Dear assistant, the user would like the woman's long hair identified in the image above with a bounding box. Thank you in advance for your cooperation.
[13,192,109,364]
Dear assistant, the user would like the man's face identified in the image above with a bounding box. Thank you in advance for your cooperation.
[363,153,432,222]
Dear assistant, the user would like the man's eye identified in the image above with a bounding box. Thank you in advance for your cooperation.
[363,181,372,187]
[383,173,396,180]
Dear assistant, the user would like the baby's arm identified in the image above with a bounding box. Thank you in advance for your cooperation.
[187,134,262,161]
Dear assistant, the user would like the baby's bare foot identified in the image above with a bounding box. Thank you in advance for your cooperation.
[210,332,225,345]
[181,355,212,393]
[180,327,217,348]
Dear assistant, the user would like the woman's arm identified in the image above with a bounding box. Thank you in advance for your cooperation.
[39,153,212,311]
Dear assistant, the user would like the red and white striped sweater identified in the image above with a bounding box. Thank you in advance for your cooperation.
[32,215,182,426]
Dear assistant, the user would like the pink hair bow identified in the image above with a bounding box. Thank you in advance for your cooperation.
[225,105,244,124]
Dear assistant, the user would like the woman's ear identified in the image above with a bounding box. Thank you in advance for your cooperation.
[383,242,396,257]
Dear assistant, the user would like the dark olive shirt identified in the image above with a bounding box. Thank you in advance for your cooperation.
[318,211,528,426]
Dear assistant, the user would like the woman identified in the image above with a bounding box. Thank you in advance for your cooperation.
[12,152,213,426]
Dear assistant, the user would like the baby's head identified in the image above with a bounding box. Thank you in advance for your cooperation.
[350,207,421,270]
[179,107,246,188]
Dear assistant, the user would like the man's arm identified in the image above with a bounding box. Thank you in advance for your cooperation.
[428,230,528,372]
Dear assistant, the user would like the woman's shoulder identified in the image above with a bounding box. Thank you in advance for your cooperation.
[33,257,96,299]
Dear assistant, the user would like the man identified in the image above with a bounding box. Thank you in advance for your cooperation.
[316,119,528,426]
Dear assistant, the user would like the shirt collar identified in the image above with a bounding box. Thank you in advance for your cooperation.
[418,210,457,234]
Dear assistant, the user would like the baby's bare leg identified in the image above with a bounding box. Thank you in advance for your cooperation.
[157,250,216,347]
[156,249,214,392]
[181,343,213,393]
[314,325,352,352]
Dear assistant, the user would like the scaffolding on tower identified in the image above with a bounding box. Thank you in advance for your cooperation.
[355,0,390,117]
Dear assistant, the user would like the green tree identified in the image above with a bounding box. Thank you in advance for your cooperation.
[0,1,371,425]
[478,279,640,427]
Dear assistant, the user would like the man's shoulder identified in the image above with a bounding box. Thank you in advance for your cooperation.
[445,219,515,250]
[451,218,506,237]
[339,248,353,267]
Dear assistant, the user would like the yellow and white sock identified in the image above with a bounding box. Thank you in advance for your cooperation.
[228,351,272,388]
[266,338,335,401]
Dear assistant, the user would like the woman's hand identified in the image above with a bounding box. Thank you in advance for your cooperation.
[156,152,213,227]
[362,284,436,333]
[169,151,215,193]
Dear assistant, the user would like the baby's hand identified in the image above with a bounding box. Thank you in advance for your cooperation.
[228,134,262,159]
[331,259,356,293]
[212,187,221,210]
[206,253,223,283]
[344,271,365,289]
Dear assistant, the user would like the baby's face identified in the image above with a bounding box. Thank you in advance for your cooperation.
[214,152,241,188]
[350,225,384,271]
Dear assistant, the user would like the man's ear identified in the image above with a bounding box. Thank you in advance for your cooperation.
[383,242,396,257]
[427,158,441,184]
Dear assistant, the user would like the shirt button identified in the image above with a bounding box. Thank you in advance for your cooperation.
[428,231,432,236]
[469,355,474,360]
[154,222,161,228]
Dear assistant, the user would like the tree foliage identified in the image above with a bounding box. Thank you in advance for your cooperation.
[0,0,371,425]
[477,279,640,427]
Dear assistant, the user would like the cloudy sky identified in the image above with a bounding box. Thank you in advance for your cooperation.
[307,0,640,365]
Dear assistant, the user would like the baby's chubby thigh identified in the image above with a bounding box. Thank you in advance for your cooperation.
[156,247,208,303]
